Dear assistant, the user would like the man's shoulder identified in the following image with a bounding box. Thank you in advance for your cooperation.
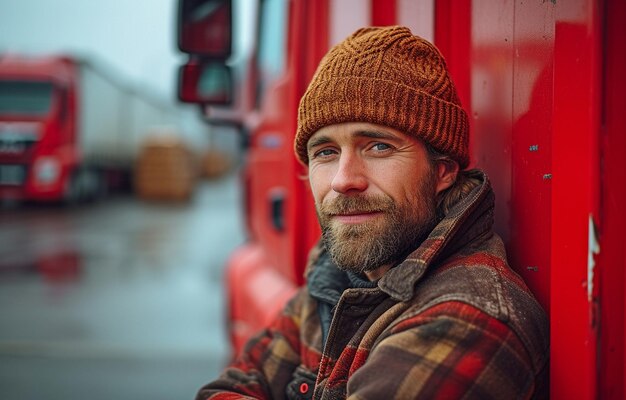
[412,235,544,323]
[401,236,549,372]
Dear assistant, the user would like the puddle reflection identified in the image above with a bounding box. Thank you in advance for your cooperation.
[0,250,81,283]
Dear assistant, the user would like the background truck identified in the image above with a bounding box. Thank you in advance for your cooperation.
[0,54,178,202]
[175,0,626,398]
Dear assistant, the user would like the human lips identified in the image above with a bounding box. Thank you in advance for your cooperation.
[330,210,383,224]
[319,194,393,225]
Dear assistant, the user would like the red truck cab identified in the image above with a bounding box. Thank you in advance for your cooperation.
[176,1,626,398]
[0,56,78,201]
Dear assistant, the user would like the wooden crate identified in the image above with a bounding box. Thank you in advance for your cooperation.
[134,136,197,202]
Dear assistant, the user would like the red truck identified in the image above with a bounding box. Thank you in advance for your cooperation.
[176,0,626,398]
[0,55,176,202]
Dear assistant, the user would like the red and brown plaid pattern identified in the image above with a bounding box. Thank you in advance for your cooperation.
[197,174,548,399]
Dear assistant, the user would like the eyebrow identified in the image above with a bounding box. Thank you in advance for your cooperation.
[307,135,332,150]
[307,129,399,151]
[355,129,398,140]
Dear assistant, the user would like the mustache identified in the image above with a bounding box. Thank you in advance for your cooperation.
[317,195,395,216]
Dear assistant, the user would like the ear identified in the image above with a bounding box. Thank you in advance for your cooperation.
[434,159,460,195]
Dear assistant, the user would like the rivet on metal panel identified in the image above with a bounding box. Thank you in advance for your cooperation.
[529,145,539,152]
[543,174,552,180]
[526,266,539,272]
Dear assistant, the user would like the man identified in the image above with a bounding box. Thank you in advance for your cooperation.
[198,26,549,399]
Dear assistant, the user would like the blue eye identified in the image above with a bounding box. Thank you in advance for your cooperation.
[313,148,337,158]
[372,143,392,151]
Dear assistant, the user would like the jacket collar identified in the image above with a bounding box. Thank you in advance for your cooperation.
[379,170,495,301]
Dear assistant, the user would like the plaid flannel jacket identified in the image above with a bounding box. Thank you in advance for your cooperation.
[197,172,549,400]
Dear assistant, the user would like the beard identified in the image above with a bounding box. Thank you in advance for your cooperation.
[316,170,438,275]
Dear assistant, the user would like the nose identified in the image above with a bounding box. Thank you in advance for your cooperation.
[331,152,368,194]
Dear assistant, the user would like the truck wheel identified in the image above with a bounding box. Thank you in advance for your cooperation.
[92,170,107,201]
[82,169,98,202]
[63,173,82,205]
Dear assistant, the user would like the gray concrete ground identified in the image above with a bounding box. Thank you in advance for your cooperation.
[0,173,245,399]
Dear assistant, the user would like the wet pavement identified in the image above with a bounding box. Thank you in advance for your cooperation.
[0,173,245,399]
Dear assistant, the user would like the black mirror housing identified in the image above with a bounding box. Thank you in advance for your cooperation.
[177,0,233,58]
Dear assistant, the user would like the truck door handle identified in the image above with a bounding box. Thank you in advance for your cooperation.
[270,191,285,232]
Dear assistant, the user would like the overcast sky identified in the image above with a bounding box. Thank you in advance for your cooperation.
[0,0,183,103]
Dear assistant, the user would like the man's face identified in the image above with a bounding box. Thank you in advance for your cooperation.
[307,122,450,276]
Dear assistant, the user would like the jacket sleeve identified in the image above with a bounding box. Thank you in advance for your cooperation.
[196,290,307,400]
[346,302,541,400]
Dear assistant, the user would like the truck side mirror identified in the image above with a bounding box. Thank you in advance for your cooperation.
[178,0,233,58]
[178,60,233,105]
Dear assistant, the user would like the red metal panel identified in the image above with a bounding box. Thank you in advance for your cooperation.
[440,0,551,312]
[440,0,555,312]
[226,0,332,352]
[371,0,396,26]
[551,1,602,398]
[247,0,310,285]
[434,0,471,112]
[292,0,329,279]
[469,0,553,320]
[226,244,299,356]
[464,2,605,396]
[509,0,555,315]
[598,0,626,397]
[468,0,514,250]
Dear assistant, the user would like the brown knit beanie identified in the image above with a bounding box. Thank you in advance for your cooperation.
[295,26,469,169]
